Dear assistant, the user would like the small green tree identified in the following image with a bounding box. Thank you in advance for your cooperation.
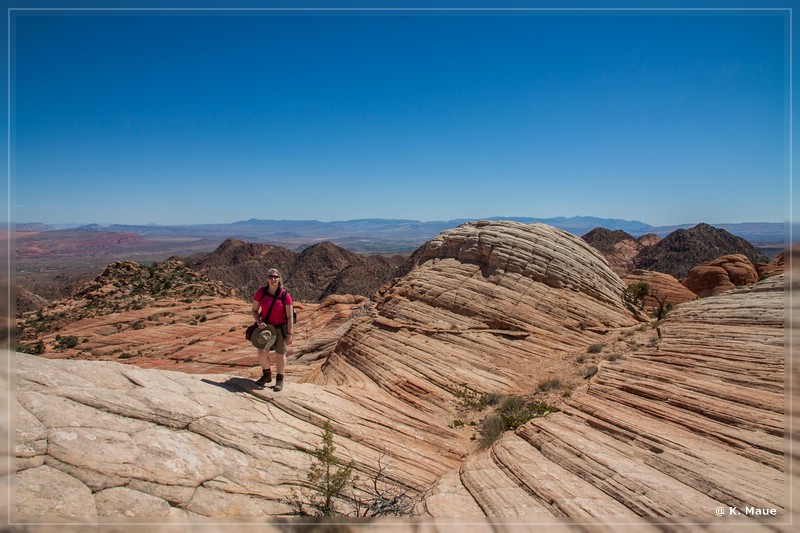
[650,288,672,320]
[291,420,355,516]
[623,282,650,309]
[288,421,417,517]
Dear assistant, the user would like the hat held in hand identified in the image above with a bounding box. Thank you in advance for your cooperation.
[251,324,278,350]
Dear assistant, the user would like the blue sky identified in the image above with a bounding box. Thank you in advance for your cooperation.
[4,1,794,227]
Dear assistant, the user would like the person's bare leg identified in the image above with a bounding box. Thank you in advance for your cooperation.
[273,350,287,391]
[255,349,272,386]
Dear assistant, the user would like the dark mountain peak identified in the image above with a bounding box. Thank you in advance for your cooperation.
[179,238,401,302]
[637,233,661,245]
[298,241,362,263]
[582,228,635,254]
[633,223,769,279]
[217,238,247,251]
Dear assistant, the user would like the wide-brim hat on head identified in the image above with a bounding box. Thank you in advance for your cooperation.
[251,324,278,350]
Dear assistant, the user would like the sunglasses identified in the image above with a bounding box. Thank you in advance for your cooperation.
[268,275,280,279]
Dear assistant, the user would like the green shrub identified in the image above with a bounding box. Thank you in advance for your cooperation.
[54,335,79,350]
[17,340,45,355]
[478,396,558,449]
[536,377,562,392]
[478,414,506,449]
[500,396,556,429]
[583,365,598,378]
[452,385,501,411]
[587,343,604,354]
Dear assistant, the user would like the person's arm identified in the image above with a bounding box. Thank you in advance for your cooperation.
[252,300,265,328]
[285,305,293,334]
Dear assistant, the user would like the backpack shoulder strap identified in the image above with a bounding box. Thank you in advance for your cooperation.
[259,288,280,324]
[258,286,269,303]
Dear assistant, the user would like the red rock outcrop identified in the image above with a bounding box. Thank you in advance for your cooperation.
[622,269,698,313]
[15,286,47,314]
[17,293,369,378]
[682,254,759,298]
[757,251,785,279]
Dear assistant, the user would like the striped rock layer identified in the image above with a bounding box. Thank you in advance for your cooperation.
[310,221,644,405]
[423,275,786,520]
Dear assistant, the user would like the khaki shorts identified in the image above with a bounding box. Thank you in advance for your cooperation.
[269,324,288,355]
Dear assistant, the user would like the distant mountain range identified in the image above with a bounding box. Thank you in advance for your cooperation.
[15,216,789,253]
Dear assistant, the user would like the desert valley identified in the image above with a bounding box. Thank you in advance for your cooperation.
[4,220,796,529]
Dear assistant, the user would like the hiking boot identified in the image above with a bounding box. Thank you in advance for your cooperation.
[255,369,272,387]
[274,374,284,392]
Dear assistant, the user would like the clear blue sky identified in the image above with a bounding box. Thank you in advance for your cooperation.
[5,1,794,227]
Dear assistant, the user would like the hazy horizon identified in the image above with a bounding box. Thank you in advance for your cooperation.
[7,1,793,228]
[14,215,788,230]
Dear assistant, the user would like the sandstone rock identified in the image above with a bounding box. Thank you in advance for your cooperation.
[682,254,759,298]
[425,275,786,519]
[312,222,645,419]
[11,351,466,522]
[15,464,97,519]
[756,251,785,279]
[94,486,172,517]
[15,292,369,379]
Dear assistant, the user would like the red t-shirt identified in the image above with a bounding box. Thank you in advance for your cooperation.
[254,288,293,325]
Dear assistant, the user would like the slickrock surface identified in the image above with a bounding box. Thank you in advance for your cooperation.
[7,221,792,529]
[757,251,785,279]
[310,221,645,410]
[11,351,465,522]
[16,258,368,378]
[682,254,759,298]
[19,293,369,379]
[423,274,786,521]
[622,269,698,311]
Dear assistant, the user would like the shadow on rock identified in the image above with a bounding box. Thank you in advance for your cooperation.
[201,376,260,393]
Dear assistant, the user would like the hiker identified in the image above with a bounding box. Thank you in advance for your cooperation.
[251,268,293,391]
